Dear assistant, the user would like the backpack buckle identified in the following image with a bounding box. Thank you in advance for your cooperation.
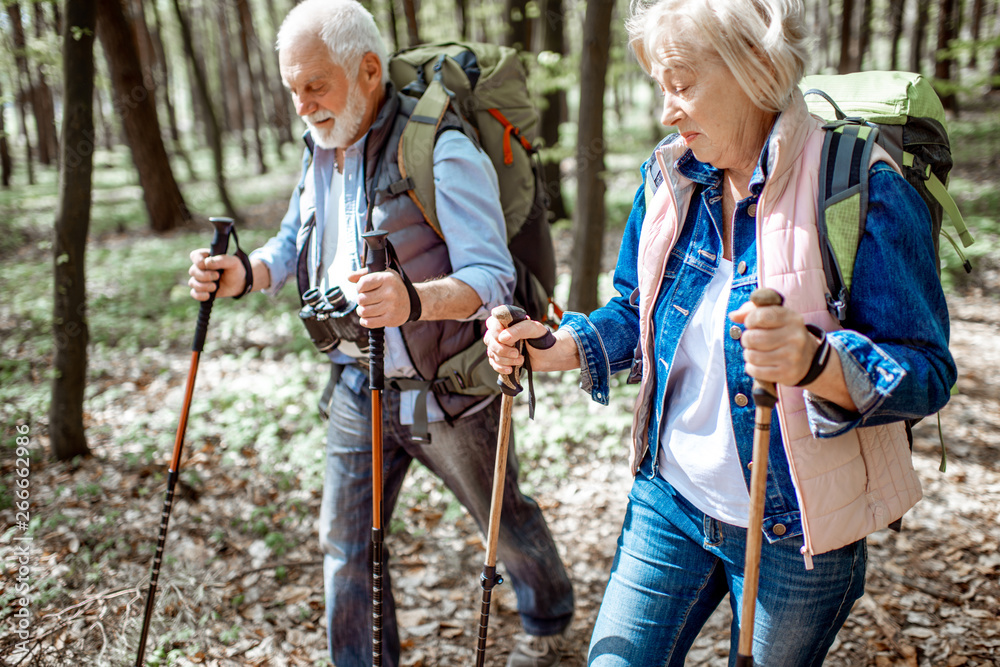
[826,291,848,322]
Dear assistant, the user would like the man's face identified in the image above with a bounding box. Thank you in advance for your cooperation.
[280,36,367,149]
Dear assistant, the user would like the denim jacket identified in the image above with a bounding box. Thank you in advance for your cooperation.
[561,93,955,561]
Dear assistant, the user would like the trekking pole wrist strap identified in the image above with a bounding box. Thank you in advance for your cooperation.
[230,228,254,300]
[384,240,422,322]
[795,324,831,387]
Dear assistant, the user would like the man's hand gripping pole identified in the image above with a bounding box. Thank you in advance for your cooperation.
[135,217,235,666]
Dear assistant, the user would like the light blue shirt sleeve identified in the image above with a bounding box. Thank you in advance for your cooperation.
[432,130,516,318]
[249,146,313,296]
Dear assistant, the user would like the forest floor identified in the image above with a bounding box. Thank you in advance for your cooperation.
[3,106,1000,666]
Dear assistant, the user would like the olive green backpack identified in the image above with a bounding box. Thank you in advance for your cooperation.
[386,42,557,412]
[801,70,974,472]
[800,71,974,323]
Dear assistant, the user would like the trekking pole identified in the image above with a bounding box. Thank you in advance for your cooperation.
[135,217,235,667]
[361,229,389,667]
[475,305,555,667]
[736,287,784,667]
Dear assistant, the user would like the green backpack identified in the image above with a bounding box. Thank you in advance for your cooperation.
[800,71,974,323]
[388,41,556,322]
[801,70,973,472]
[386,42,556,404]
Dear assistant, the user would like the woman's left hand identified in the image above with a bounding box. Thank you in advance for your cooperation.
[729,299,820,387]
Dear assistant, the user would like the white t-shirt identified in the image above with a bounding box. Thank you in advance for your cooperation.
[657,259,750,527]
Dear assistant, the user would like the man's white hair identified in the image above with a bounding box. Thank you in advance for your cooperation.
[276,0,389,83]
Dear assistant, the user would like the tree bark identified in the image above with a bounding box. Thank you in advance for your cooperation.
[838,0,857,73]
[51,0,97,462]
[96,0,191,232]
[246,0,293,150]
[387,0,401,52]
[539,0,567,221]
[859,0,873,69]
[455,0,469,40]
[0,76,11,187]
[236,0,269,174]
[935,0,959,112]
[889,0,907,70]
[568,0,614,315]
[171,0,239,221]
[32,3,60,166]
[216,1,245,150]
[910,0,931,73]
[402,0,421,46]
[7,3,37,184]
[10,2,57,167]
[970,0,985,67]
[504,0,530,50]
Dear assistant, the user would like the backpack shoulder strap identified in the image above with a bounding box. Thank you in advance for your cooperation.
[397,78,453,237]
[817,121,879,322]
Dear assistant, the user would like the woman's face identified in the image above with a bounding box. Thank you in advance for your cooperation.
[652,42,775,176]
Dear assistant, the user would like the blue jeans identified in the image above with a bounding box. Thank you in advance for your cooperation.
[588,457,865,666]
[319,365,574,667]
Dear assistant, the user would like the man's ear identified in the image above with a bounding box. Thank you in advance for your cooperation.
[358,51,383,95]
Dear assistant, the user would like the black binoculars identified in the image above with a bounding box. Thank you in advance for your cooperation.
[299,286,368,354]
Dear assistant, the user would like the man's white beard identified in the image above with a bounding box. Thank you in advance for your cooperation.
[305,79,367,149]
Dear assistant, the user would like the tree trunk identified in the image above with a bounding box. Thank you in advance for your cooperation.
[0,76,11,187]
[814,0,831,71]
[10,2,57,168]
[8,3,36,184]
[568,0,614,315]
[935,0,959,111]
[504,0,530,50]
[889,0,907,70]
[455,0,469,40]
[402,0,421,46]
[51,0,97,462]
[216,1,244,153]
[171,0,239,221]
[96,0,191,232]
[539,0,567,221]
[32,3,60,166]
[248,0,293,150]
[387,0,401,52]
[910,0,931,73]
[970,0,985,67]
[838,0,857,73]
[859,0,873,69]
[93,77,115,151]
[236,0,269,174]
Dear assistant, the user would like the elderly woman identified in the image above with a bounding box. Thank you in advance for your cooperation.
[484,0,955,664]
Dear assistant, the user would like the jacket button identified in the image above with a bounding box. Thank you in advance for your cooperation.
[737,261,748,275]
[773,523,787,536]
[747,203,758,218]
[734,393,749,407]
[729,325,742,340]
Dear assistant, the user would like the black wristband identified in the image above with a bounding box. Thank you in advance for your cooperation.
[231,228,253,300]
[232,248,253,299]
[795,324,831,387]
[403,274,422,322]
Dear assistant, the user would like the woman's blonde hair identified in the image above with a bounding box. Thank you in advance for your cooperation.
[276,0,389,83]
[626,0,810,112]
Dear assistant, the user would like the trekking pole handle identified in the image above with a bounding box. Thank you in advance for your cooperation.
[192,217,235,352]
[362,230,389,391]
[748,288,784,409]
[492,305,556,397]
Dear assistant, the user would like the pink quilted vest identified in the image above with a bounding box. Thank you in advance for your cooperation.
[634,92,921,566]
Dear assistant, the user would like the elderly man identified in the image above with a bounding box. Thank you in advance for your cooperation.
[186,1,573,665]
